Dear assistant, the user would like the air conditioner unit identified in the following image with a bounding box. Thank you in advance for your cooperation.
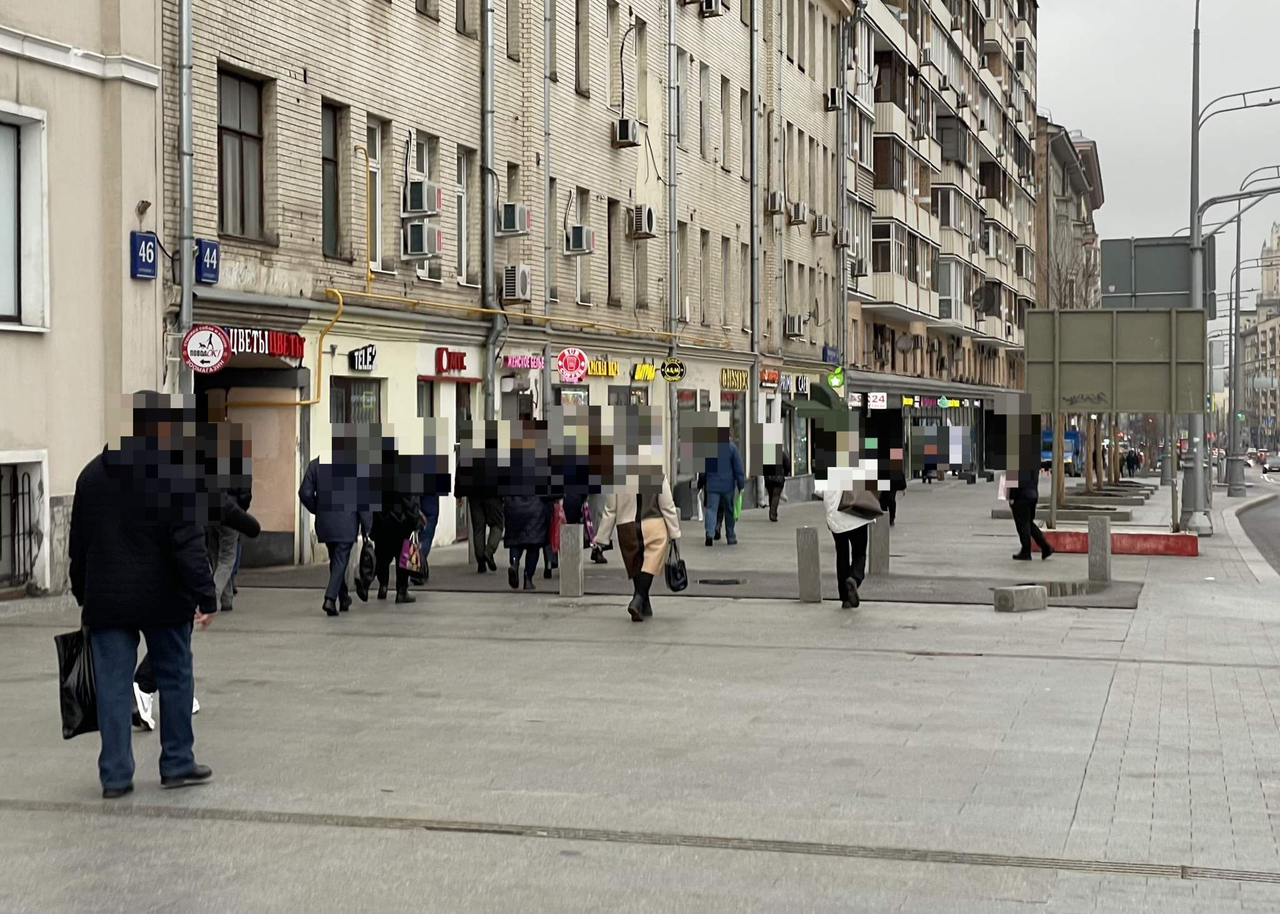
[403,179,444,217]
[629,203,657,239]
[699,0,724,17]
[565,224,595,255]
[939,73,950,91]
[402,220,443,260]
[833,227,852,249]
[813,214,832,236]
[957,91,969,108]
[766,190,785,215]
[970,239,981,255]
[498,202,532,236]
[784,314,805,338]
[854,257,869,277]
[612,117,641,148]
[679,295,691,322]
[824,87,841,112]
[787,201,809,226]
[921,45,933,67]
[912,126,928,141]
[502,263,533,302]
[979,118,988,132]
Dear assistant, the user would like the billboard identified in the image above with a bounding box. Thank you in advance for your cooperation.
[1100,235,1217,320]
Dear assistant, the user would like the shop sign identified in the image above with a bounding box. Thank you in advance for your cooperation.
[795,376,810,395]
[720,368,749,391]
[349,344,377,372]
[827,366,844,389]
[557,347,589,383]
[972,399,982,409]
[760,369,780,389]
[632,362,656,382]
[918,396,938,408]
[937,396,953,408]
[961,398,970,407]
[779,375,793,394]
[868,391,888,410]
[659,356,687,382]
[587,358,619,378]
[181,324,231,374]
[224,326,306,360]
[902,396,915,407]
[848,392,864,408]
[435,347,468,374]
[503,354,545,369]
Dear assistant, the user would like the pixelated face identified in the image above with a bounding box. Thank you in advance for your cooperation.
[679,410,730,472]
[984,392,1040,483]
[813,411,878,492]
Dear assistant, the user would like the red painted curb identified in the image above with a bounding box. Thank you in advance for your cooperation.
[1036,530,1198,557]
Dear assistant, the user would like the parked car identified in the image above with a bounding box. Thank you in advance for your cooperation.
[1264,455,1280,474]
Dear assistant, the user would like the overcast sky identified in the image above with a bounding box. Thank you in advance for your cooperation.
[1038,0,1280,320]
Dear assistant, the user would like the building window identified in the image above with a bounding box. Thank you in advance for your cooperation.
[331,377,382,424]
[740,242,750,330]
[797,0,806,71]
[607,198,621,306]
[506,0,521,59]
[575,186,591,303]
[0,123,16,320]
[634,234,648,308]
[720,236,731,326]
[575,0,591,96]
[740,89,750,179]
[457,0,475,36]
[549,0,558,79]
[415,132,443,282]
[549,177,560,300]
[456,147,472,282]
[678,220,689,319]
[858,111,872,169]
[872,224,891,274]
[720,76,731,170]
[218,71,264,239]
[635,18,648,121]
[699,229,711,325]
[366,120,383,269]
[873,137,903,191]
[676,49,689,147]
[699,63,710,161]
[415,0,439,20]
[416,380,436,418]
[321,104,341,258]
[607,0,621,108]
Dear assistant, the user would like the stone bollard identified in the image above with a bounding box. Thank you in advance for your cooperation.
[1088,515,1111,583]
[994,584,1048,613]
[559,523,585,597]
[867,516,891,577]
[797,526,822,603]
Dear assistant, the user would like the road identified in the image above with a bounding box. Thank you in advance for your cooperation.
[1239,472,1280,573]
[4,478,1280,912]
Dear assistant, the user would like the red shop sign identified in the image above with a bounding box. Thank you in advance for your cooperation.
[435,347,468,374]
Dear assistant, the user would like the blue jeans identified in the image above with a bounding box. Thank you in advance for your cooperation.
[90,624,195,789]
[704,490,737,542]
[325,541,353,602]
[509,546,539,579]
[420,515,439,562]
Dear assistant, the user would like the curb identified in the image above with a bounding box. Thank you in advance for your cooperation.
[1221,492,1280,584]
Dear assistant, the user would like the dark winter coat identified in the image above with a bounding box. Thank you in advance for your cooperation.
[70,448,218,629]
[764,449,791,489]
[504,496,553,548]
[299,457,373,544]
[704,441,745,495]
[1008,480,1040,504]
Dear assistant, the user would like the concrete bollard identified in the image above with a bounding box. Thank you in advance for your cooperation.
[1088,515,1111,583]
[559,523,585,597]
[994,584,1048,613]
[867,516,891,577]
[797,526,822,603]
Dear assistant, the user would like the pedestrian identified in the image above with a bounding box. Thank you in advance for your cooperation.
[457,426,504,574]
[594,469,682,622]
[878,486,898,526]
[419,492,440,583]
[1125,449,1139,478]
[703,427,745,546]
[68,393,218,798]
[1008,473,1054,561]
[823,482,875,609]
[764,447,790,522]
[206,474,251,612]
[372,489,419,604]
[503,424,552,590]
[298,436,374,617]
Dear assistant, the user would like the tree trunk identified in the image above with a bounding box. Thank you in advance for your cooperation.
[1084,417,1094,493]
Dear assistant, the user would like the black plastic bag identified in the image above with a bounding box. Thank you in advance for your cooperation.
[55,627,98,740]
[354,537,376,602]
[664,540,688,593]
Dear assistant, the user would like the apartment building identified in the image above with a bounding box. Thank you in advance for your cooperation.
[0,1,166,593]
[1034,120,1104,310]
[1240,297,1280,451]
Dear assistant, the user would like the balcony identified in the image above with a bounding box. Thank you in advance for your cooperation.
[980,195,1014,233]
[985,255,1015,289]
[868,1,907,53]
[875,102,909,139]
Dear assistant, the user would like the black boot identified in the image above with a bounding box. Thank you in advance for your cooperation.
[636,571,654,617]
[395,587,416,604]
[627,590,645,621]
[377,582,388,600]
[508,562,519,589]
[323,597,338,617]
[523,576,536,591]
[477,559,488,574]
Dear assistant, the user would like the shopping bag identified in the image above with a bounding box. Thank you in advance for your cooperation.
[996,472,1009,501]
[55,627,98,740]
[355,537,376,601]
[664,540,689,593]
[732,489,743,520]
[399,532,424,576]
[550,500,566,553]
[583,501,596,543]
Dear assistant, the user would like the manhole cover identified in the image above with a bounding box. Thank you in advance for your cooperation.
[698,578,742,586]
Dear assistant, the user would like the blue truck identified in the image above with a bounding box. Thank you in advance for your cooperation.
[1041,429,1083,476]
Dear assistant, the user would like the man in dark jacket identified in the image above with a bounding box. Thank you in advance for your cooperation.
[1008,473,1054,561]
[299,439,374,617]
[69,400,219,799]
[457,424,504,574]
[764,447,790,522]
[703,429,745,546]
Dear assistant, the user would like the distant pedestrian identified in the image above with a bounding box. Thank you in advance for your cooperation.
[823,482,875,609]
[703,429,745,546]
[457,428,504,574]
[503,422,552,590]
[1008,474,1054,561]
[299,438,374,617]
[1125,449,1139,478]
[594,469,682,622]
[764,447,790,522]
[418,493,440,583]
[207,475,251,612]
[69,393,218,798]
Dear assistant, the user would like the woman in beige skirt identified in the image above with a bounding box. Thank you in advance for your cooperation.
[593,471,682,621]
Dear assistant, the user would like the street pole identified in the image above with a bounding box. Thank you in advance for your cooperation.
[541,0,554,416]
[749,0,760,472]
[666,0,679,484]
[1227,199,1247,495]
[1184,0,1211,534]
[481,0,503,421]
[177,0,194,396]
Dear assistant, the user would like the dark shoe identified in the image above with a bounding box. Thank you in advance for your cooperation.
[523,578,536,591]
[627,594,645,622]
[845,578,860,609]
[486,557,498,571]
[705,536,713,547]
[889,519,895,527]
[714,529,722,541]
[422,562,429,583]
[726,538,738,546]
[354,577,370,602]
[1012,552,1033,561]
[161,764,213,789]
[591,547,608,564]
[377,583,388,600]
[770,514,778,522]
[840,599,855,609]
[477,560,488,574]
[640,597,653,618]
[508,565,519,589]
[323,598,339,617]
[395,590,417,604]
[543,566,552,580]
[338,598,351,613]
[220,604,233,612]
[232,584,238,595]
[102,783,134,800]
[1041,544,1055,560]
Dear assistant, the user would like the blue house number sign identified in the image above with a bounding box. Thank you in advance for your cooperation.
[195,239,220,284]
[130,231,158,280]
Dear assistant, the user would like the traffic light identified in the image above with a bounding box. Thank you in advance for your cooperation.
[1238,412,1247,420]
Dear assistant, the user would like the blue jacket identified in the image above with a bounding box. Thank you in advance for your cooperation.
[299,457,373,545]
[705,441,745,495]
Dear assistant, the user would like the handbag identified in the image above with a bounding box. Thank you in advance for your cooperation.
[550,500,566,553]
[355,537,376,601]
[732,489,743,520]
[398,532,425,582]
[664,540,689,593]
[55,627,98,740]
[838,487,884,519]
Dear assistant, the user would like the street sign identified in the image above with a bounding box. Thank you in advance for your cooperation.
[129,231,158,280]
[1100,235,1217,320]
[195,239,220,284]
[181,324,231,374]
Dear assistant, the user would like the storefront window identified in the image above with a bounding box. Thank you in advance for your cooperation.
[331,377,381,424]
[455,382,474,426]
[608,385,649,406]
[720,390,745,449]
[555,386,590,406]
[417,380,435,418]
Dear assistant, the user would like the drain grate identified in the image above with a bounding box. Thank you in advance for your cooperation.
[698,578,742,586]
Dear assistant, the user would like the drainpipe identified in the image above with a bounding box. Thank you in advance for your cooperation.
[481,0,505,420]
[177,0,194,395]
[542,0,554,414]
[748,0,760,437]
[835,14,848,370]
[666,0,679,483]
[775,5,785,360]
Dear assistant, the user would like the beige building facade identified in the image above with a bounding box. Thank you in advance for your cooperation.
[0,1,165,593]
